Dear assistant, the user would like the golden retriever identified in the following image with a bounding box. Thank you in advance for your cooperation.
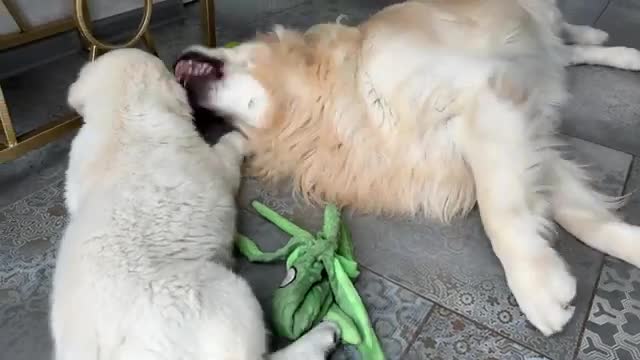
[174,0,640,336]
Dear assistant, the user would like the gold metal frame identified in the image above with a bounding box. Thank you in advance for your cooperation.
[0,0,217,163]
[201,0,216,47]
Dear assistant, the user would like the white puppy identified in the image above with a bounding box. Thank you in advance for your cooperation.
[50,48,338,360]
[174,0,640,336]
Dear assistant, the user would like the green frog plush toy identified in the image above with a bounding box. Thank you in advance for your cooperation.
[236,201,384,360]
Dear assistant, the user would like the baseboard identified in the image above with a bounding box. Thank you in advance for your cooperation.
[0,0,185,80]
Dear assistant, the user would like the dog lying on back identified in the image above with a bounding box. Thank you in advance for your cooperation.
[50,48,338,360]
[174,0,640,336]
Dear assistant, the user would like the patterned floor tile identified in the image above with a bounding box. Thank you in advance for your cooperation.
[330,271,433,360]
[576,258,640,360]
[240,137,632,359]
[0,181,67,360]
[0,138,70,209]
[404,306,549,360]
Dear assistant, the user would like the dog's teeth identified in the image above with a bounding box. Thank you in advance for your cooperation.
[202,64,212,75]
[177,62,186,77]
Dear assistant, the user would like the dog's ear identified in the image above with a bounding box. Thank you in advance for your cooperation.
[67,61,96,116]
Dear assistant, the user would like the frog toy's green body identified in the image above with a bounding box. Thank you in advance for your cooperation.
[236,201,384,360]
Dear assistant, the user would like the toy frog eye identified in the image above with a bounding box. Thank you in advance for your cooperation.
[280,267,297,287]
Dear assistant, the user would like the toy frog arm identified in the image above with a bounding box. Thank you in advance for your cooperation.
[235,234,302,262]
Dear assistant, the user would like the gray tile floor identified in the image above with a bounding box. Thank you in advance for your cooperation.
[1,1,640,359]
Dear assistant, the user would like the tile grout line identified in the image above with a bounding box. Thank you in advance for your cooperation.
[593,0,611,26]
[397,301,435,360]
[360,265,551,359]
[570,256,608,360]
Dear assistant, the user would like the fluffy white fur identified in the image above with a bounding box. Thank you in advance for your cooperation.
[51,48,338,360]
[176,0,640,337]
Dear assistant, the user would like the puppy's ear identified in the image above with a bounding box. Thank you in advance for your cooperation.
[67,62,95,116]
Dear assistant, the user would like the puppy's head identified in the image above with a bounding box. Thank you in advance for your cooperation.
[68,48,190,121]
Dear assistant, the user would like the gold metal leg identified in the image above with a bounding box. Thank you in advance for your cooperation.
[0,85,18,147]
[201,0,216,47]
[142,31,158,55]
[2,0,30,32]
[88,44,100,61]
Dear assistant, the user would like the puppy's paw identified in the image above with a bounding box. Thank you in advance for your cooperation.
[506,248,577,336]
[609,47,640,71]
[579,28,609,45]
[298,321,341,358]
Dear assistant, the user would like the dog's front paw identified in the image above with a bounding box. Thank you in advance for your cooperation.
[610,47,640,71]
[581,28,609,45]
[297,321,341,359]
[309,321,341,354]
[506,248,577,336]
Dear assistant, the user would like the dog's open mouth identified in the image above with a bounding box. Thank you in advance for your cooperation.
[174,51,242,143]
[174,51,224,87]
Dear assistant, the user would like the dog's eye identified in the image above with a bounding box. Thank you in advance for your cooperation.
[248,99,256,109]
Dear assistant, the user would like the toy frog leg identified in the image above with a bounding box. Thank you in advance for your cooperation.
[235,234,302,262]
[336,222,359,279]
[252,201,313,240]
[322,204,342,240]
[338,222,356,261]
[325,257,385,360]
[336,255,359,280]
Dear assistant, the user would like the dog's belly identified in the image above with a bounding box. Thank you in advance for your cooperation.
[351,131,477,222]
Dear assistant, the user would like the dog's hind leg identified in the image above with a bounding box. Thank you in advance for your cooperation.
[566,44,640,71]
[458,91,576,336]
[551,155,640,268]
[562,23,609,45]
[268,322,340,360]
